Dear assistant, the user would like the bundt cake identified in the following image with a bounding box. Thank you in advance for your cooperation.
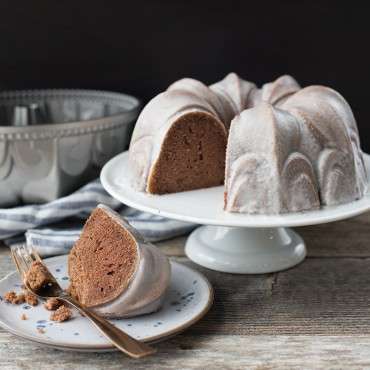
[225,102,321,214]
[68,204,171,318]
[128,73,368,214]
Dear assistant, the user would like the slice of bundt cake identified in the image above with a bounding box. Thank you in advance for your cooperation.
[68,204,171,318]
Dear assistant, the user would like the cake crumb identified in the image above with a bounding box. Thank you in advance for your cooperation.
[21,313,27,320]
[4,291,25,304]
[25,261,53,291]
[24,292,38,306]
[14,293,25,304]
[44,298,63,311]
[37,327,45,334]
[4,291,17,303]
[50,305,72,322]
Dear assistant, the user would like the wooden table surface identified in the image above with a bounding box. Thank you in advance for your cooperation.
[2,212,370,369]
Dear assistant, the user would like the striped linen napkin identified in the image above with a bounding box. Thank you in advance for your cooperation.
[0,179,197,257]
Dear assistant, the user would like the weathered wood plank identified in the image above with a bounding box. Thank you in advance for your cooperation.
[1,333,370,370]
[156,236,187,256]
[181,257,370,335]
[296,211,370,257]
[0,246,15,277]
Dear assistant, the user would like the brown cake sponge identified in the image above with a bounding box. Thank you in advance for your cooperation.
[147,112,227,194]
[68,207,139,307]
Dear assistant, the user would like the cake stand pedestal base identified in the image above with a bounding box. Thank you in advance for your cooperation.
[185,226,306,274]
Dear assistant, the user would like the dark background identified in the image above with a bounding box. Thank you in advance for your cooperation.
[0,1,369,149]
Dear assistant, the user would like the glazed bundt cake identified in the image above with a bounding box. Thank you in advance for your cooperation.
[128,73,368,214]
[68,205,171,318]
[224,102,321,214]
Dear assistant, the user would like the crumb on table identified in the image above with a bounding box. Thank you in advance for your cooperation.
[50,305,72,322]
[21,313,27,320]
[44,298,63,311]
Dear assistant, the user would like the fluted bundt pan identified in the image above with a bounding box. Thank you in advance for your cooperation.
[0,89,140,207]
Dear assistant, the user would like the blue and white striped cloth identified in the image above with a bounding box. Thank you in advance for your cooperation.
[0,179,197,257]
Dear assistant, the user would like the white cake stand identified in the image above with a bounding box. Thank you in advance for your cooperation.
[101,151,370,274]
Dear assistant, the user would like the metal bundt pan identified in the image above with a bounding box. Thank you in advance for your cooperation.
[0,89,140,207]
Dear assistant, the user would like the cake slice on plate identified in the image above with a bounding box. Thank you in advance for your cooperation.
[68,204,171,318]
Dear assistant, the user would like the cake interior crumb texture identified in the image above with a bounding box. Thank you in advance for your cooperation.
[14,293,25,304]
[4,290,38,305]
[24,292,38,306]
[25,261,53,291]
[4,291,18,304]
[68,207,139,307]
[50,305,72,322]
[148,112,226,194]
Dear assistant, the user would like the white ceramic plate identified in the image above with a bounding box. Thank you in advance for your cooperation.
[0,256,213,352]
[101,151,370,228]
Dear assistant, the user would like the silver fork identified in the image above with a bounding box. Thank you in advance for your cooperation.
[10,244,156,358]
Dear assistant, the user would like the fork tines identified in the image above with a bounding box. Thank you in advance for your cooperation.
[10,244,41,281]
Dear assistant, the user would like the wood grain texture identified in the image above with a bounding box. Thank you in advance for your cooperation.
[181,257,370,336]
[1,211,370,368]
[297,213,370,257]
[2,333,370,370]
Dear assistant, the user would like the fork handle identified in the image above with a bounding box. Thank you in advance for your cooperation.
[61,295,156,358]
